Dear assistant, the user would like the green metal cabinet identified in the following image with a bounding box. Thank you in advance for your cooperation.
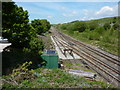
[41,54,58,69]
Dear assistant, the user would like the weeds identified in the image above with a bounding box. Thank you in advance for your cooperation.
[2,67,115,88]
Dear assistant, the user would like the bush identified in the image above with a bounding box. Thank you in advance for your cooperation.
[113,22,119,30]
[94,26,105,34]
[74,21,87,32]
[88,31,100,40]
[101,28,118,44]
[60,23,68,30]
[2,61,36,89]
[103,23,111,30]
[81,29,90,39]
[113,17,117,23]
[66,23,76,31]
[29,37,44,54]
[88,22,99,30]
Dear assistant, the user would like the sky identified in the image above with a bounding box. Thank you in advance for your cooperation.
[13,1,119,24]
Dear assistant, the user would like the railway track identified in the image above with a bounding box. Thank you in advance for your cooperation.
[52,36,77,65]
[58,32,119,64]
[51,28,120,87]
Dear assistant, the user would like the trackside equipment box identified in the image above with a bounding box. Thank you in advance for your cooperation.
[41,50,58,69]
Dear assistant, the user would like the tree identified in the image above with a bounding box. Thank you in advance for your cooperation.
[29,37,44,53]
[2,2,32,48]
[40,19,51,33]
[31,19,51,35]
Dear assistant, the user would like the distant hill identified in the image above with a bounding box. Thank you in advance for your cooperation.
[85,16,119,24]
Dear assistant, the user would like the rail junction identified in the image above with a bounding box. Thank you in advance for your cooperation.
[51,27,120,87]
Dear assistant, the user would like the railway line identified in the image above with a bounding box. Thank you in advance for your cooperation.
[52,36,77,65]
[51,28,120,87]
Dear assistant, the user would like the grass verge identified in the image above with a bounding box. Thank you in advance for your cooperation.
[2,68,117,88]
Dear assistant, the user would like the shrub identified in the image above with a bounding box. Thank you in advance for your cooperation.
[113,22,119,30]
[74,21,87,32]
[66,23,76,31]
[88,22,99,30]
[60,23,68,30]
[113,17,117,23]
[23,47,31,53]
[88,31,100,40]
[94,26,105,34]
[2,61,36,89]
[103,23,111,30]
[29,37,44,54]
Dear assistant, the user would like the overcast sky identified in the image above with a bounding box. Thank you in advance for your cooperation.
[14,1,119,24]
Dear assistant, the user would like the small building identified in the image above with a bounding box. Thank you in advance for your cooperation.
[41,50,58,69]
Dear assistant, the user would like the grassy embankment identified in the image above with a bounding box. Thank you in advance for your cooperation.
[2,62,116,88]
[56,17,119,56]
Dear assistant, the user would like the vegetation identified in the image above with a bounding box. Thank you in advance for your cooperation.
[2,2,51,75]
[56,17,120,56]
[31,19,51,35]
[2,62,115,88]
[2,2,31,48]
[2,1,120,89]
[2,2,50,50]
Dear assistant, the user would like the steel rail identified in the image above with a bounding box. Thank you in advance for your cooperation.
[55,36,120,76]
[58,31,119,63]
[51,36,65,56]
[53,36,76,65]
[53,34,120,86]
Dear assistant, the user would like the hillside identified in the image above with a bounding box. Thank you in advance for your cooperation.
[85,16,118,24]
[56,16,120,56]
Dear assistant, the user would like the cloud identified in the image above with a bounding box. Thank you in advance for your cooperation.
[80,5,118,21]
[96,5,118,16]
[96,6,113,16]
